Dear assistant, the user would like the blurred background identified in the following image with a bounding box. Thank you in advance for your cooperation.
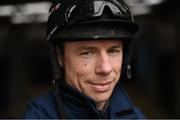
[0,0,180,118]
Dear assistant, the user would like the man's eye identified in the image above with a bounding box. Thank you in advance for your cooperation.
[108,49,121,56]
[80,50,95,58]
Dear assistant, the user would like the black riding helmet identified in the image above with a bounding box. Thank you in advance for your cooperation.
[46,0,139,80]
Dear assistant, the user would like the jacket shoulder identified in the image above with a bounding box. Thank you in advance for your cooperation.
[111,85,146,119]
[23,91,59,119]
[133,107,146,119]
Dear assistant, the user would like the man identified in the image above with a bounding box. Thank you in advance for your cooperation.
[24,0,145,119]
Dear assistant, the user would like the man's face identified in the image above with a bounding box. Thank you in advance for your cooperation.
[58,40,123,105]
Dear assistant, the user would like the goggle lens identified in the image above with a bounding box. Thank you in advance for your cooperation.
[65,0,132,22]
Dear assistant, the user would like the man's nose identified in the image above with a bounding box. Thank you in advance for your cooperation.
[95,53,112,75]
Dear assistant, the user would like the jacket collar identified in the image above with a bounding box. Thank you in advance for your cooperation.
[109,83,135,116]
[57,80,97,112]
[56,80,134,117]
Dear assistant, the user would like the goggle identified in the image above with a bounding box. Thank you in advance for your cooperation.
[47,0,137,43]
[64,0,134,23]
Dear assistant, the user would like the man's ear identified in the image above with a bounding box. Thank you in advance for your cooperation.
[56,47,64,67]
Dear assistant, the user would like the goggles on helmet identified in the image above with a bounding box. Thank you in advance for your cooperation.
[64,0,133,23]
[47,0,138,43]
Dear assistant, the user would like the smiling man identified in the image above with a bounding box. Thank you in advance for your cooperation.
[24,0,145,119]
[60,40,123,111]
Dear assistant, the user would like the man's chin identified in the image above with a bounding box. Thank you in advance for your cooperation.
[91,94,111,103]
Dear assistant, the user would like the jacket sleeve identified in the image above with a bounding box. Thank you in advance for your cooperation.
[23,92,60,119]
[23,102,46,119]
[134,107,146,119]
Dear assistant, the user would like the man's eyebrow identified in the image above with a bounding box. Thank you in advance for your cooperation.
[75,46,98,52]
[110,44,123,49]
[75,44,123,52]
[77,46,98,50]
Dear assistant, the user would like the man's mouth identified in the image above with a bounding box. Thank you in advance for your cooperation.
[89,81,113,93]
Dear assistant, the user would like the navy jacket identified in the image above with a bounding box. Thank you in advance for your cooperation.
[24,80,145,119]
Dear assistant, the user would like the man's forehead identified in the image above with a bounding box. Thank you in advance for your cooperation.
[64,40,123,50]
[64,39,122,45]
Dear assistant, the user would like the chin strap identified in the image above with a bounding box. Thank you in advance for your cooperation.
[126,64,132,80]
[54,80,69,118]
[50,45,63,80]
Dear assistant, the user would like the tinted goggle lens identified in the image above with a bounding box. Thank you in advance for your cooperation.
[65,0,132,22]
[94,1,122,17]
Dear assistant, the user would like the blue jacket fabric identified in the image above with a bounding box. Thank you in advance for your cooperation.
[23,80,145,119]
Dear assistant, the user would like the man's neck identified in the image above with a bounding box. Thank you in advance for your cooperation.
[96,100,109,111]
